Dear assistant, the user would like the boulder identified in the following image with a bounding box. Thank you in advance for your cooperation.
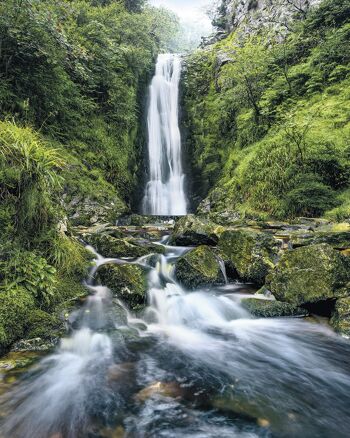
[175,245,225,289]
[96,264,147,310]
[169,214,223,246]
[219,229,280,285]
[241,298,308,318]
[290,231,350,250]
[268,244,350,306]
[330,297,350,337]
[85,233,164,258]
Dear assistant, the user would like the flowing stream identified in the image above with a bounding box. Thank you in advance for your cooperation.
[1,233,350,438]
[142,54,187,215]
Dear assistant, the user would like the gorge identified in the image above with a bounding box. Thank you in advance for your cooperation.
[0,0,350,437]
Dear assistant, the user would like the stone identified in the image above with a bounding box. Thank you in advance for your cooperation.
[241,298,308,318]
[290,230,350,250]
[96,264,147,309]
[85,233,164,258]
[135,381,184,402]
[170,214,223,246]
[175,245,224,289]
[330,297,350,337]
[219,229,280,285]
[268,244,350,306]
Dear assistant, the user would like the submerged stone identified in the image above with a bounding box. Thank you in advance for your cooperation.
[170,214,223,246]
[241,298,308,318]
[175,245,224,289]
[330,297,350,337]
[96,264,147,309]
[268,244,350,306]
[135,381,184,402]
[219,229,280,285]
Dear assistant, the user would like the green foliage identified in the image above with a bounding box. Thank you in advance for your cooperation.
[0,121,64,238]
[184,0,350,219]
[0,0,179,350]
[0,250,57,307]
[0,287,35,354]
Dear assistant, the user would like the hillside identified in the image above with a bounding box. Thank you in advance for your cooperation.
[183,0,350,221]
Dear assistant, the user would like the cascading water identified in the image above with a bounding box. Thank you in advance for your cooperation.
[142,54,187,216]
[2,233,350,437]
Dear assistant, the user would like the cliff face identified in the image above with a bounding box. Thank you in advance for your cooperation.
[213,0,321,34]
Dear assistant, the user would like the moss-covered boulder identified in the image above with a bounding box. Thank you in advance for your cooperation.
[170,215,223,246]
[290,230,350,250]
[330,297,350,337]
[241,298,308,318]
[96,263,147,310]
[0,287,35,355]
[268,244,350,306]
[218,229,280,285]
[86,233,164,258]
[175,245,224,289]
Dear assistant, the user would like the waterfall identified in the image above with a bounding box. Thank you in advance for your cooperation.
[142,53,187,216]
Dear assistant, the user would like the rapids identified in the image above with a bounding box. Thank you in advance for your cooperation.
[1,234,350,438]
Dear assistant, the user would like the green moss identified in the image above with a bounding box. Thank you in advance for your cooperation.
[241,298,308,318]
[219,229,280,285]
[268,243,350,306]
[96,263,147,309]
[175,245,224,289]
[170,214,223,246]
[25,309,64,340]
[0,287,35,354]
[330,297,350,336]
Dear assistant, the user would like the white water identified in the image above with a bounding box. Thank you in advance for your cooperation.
[142,54,187,215]
[2,238,350,437]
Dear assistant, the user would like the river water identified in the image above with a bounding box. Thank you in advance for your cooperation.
[1,234,350,438]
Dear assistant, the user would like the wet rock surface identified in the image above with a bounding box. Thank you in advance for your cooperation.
[96,263,147,310]
[267,244,350,306]
[241,298,308,318]
[219,229,280,285]
[175,245,225,289]
[170,214,223,246]
[330,297,350,337]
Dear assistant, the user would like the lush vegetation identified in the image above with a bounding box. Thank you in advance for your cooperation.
[0,0,179,352]
[184,0,350,220]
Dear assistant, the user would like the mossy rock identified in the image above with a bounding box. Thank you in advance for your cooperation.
[218,229,280,285]
[175,245,224,289]
[241,298,308,318]
[0,287,35,355]
[86,233,164,258]
[25,309,65,341]
[290,231,350,250]
[330,297,350,337]
[96,264,147,309]
[268,244,350,306]
[170,214,223,246]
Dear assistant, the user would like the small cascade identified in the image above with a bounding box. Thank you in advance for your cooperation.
[142,54,187,215]
[217,257,229,284]
[2,232,350,437]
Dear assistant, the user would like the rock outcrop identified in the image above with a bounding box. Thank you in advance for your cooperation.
[267,244,350,306]
[219,229,280,285]
[175,245,225,289]
[96,264,147,310]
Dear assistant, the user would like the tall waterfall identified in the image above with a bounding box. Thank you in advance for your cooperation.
[142,54,187,216]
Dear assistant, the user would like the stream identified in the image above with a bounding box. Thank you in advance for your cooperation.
[1,233,350,438]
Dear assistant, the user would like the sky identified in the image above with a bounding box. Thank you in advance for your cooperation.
[149,0,213,32]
